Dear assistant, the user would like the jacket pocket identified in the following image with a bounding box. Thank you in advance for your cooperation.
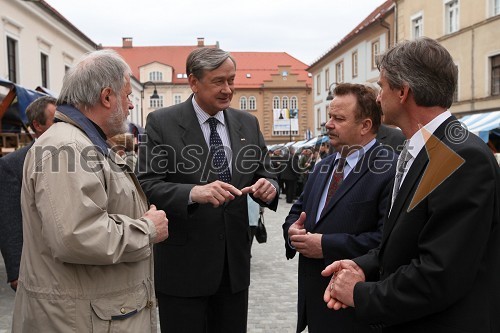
[90,284,149,331]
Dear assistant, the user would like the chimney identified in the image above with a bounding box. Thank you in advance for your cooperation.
[197,37,205,47]
[122,37,133,48]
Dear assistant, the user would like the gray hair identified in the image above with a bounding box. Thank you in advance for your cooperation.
[26,95,57,130]
[376,37,458,109]
[57,49,131,110]
[186,48,236,79]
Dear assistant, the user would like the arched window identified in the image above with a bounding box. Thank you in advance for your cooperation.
[240,96,247,110]
[273,96,280,109]
[290,96,298,109]
[248,96,256,110]
[282,96,289,109]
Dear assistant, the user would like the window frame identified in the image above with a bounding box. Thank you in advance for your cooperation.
[239,96,248,110]
[445,0,459,34]
[411,13,424,39]
[7,36,18,83]
[336,61,344,83]
[491,54,500,96]
[41,52,49,88]
[248,96,256,110]
[371,40,380,69]
[273,96,280,109]
[352,51,358,78]
[316,74,321,95]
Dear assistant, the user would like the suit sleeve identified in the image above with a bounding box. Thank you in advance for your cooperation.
[136,112,196,220]
[353,145,500,326]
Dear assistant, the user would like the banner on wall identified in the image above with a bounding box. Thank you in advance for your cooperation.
[273,108,298,132]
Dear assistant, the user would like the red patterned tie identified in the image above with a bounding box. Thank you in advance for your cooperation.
[321,157,346,215]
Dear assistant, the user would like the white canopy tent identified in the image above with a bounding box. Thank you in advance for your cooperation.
[459,111,500,142]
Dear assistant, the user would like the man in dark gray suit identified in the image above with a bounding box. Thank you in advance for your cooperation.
[376,124,405,153]
[137,47,278,333]
[0,96,56,290]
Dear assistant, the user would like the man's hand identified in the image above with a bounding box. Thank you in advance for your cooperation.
[241,178,277,202]
[322,260,366,310]
[10,279,18,291]
[288,212,307,238]
[143,204,169,243]
[290,232,323,258]
[191,181,242,207]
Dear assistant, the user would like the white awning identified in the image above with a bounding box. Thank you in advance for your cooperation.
[459,111,500,142]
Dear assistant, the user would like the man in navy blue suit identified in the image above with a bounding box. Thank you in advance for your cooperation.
[0,96,56,291]
[283,83,397,332]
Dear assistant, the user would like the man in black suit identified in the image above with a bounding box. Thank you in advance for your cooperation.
[0,96,56,291]
[376,124,405,153]
[324,37,500,332]
[283,83,397,332]
[137,47,278,333]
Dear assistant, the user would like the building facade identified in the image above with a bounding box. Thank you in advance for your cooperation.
[112,40,312,143]
[395,0,500,116]
[307,0,395,136]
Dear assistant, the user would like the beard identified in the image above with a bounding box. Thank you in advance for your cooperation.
[107,100,129,137]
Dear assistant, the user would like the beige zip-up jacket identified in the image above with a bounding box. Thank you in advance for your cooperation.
[12,113,158,332]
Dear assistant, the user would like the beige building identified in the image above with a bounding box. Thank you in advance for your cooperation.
[112,40,312,143]
[307,0,395,135]
[395,0,500,117]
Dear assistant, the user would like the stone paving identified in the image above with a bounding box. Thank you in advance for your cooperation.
[0,200,307,332]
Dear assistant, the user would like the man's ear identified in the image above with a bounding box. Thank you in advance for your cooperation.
[31,120,43,135]
[101,87,112,107]
[360,118,373,135]
[399,85,410,104]
[188,74,198,93]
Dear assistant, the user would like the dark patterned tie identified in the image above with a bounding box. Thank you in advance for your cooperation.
[208,117,231,183]
[321,157,346,216]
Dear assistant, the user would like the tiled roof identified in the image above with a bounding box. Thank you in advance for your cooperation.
[109,46,311,87]
[231,52,311,88]
[109,45,218,84]
[308,0,394,70]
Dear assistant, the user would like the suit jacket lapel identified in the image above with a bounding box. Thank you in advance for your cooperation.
[224,109,244,187]
[179,97,215,183]
[305,158,334,230]
[315,143,378,228]
[381,116,455,244]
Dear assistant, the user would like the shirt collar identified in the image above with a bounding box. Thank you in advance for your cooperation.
[334,138,376,169]
[407,111,452,159]
[191,95,226,126]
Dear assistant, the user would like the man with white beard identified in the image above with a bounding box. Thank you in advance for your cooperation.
[12,49,169,333]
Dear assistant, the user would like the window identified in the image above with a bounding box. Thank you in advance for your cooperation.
[290,96,298,109]
[316,74,321,95]
[273,96,280,109]
[41,53,48,88]
[352,51,358,78]
[336,61,344,83]
[7,37,18,83]
[240,96,247,110]
[325,69,330,91]
[372,40,380,69]
[412,15,423,38]
[282,96,289,109]
[491,55,500,96]
[493,0,500,15]
[149,71,163,81]
[248,96,256,110]
[317,108,321,130]
[174,94,182,105]
[150,95,163,108]
[445,0,459,34]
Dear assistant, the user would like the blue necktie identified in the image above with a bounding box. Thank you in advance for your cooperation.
[208,117,231,183]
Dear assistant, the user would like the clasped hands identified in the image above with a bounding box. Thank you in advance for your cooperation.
[288,213,366,310]
[191,178,276,207]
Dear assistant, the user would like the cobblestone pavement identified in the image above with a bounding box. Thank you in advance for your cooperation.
[0,200,306,332]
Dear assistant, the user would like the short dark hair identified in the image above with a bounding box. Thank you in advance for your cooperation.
[186,48,236,80]
[26,96,57,130]
[376,37,458,109]
[333,83,381,133]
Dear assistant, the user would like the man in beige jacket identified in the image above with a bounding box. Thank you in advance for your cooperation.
[12,49,168,332]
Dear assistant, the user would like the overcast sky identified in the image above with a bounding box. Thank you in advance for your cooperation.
[45,0,387,65]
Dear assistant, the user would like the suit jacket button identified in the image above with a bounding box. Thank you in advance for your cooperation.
[379,267,384,276]
[120,307,126,314]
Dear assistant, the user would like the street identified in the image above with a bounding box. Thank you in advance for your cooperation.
[1,200,307,333]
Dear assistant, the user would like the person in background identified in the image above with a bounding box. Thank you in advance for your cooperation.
[283,83,397,332]
[281,147,300,203]
[0,96,56,291]
[324,37,500,333]
[12,49,168,332]
[136,47,278,333]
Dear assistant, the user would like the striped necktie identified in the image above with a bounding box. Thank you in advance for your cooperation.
[321,157,346,216]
